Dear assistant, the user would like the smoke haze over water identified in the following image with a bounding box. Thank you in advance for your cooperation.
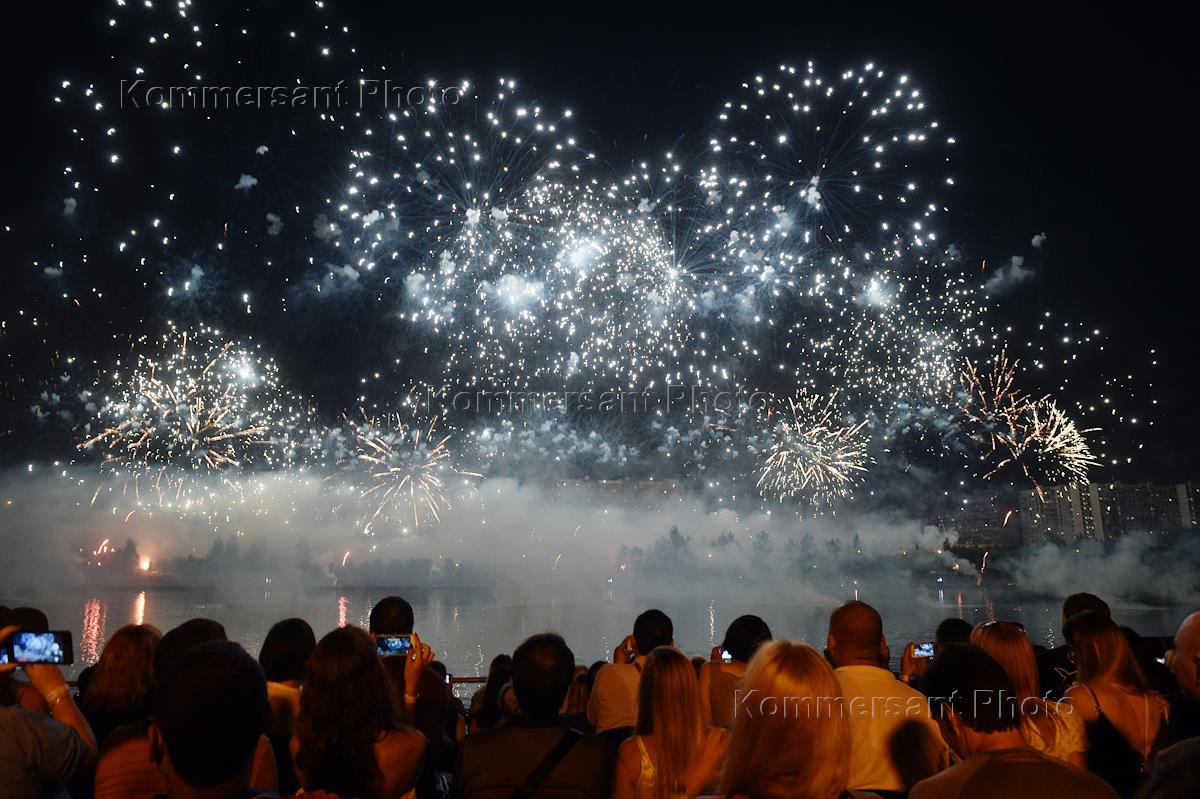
[1,468,1196,609]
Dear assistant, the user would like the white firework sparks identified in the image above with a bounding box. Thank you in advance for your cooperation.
[348,408,480,533]
[754,391,873,507]
[77,325,312,507]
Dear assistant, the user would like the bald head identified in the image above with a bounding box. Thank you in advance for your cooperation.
[1173,611,1200,700]
[828,601,885,667]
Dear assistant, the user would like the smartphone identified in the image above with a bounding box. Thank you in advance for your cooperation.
[721,650,733,663]
[6,631,75,665]
[376,634,413,657]
[444,672,452,685]
[913,641,935,659]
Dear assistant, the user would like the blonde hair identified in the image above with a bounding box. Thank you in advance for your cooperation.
[1070,612,1149,692]
[83,624,162,716]
[970,623,1040,701]
[720,640,850,799]
[636,647,704,799]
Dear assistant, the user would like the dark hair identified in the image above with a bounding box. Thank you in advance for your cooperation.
[296,626,401,798]
[511,633,575,720]
[921,644,1020,733]
[934,618,974,649]
[633,609,674,655]
[83,624,161,717]
[472,654,513,730]
[1063,592,1110,621]
[155,618,227,683]
[13,607,49,632]
[369,596,414,634]
[258,618,316,683]
[721,615,772,663]
[153,641,268,787]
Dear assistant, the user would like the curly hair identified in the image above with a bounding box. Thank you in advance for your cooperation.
[295,626,402,797]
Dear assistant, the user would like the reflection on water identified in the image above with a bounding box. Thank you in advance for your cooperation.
[7,584,1186,679]
[80,598,106,667]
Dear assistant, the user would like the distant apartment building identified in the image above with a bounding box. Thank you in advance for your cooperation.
[936,494,1023,550]
[1018,482,1197,545]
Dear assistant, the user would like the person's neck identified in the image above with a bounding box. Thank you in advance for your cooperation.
[164,763,254,799]
[836,656,885,668]
[971,729,1028,754]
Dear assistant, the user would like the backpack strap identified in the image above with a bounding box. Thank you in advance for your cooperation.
[510,729,581,799]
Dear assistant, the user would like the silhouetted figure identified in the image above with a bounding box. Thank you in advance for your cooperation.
[455,633,609,799]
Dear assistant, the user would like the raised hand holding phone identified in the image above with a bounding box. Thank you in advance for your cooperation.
[402,632,435,704]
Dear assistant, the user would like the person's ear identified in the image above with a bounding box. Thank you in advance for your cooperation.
[148,722,166,767]
[826,633,836,653]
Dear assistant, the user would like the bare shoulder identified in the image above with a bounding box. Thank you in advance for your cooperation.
[378,726,427,758]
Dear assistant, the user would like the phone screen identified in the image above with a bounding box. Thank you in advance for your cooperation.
[913,641,935,659]
[376,634,413,657]
[8,631,75,665]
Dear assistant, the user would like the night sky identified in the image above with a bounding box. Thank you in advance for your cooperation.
[1,2,1195,482]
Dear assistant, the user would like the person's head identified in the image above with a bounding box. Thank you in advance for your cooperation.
[1061,592,1110,630]
[637,647,704,799]
[970,622,1038,702]
[368,595,414,635]
[296,626,401,798]
[934,617,974,653]
[721,615,773,664]
[563,667,589,716]
[510,633,575,722]
[633,609,674,656]
[83,624,162,716]
[1067,610,1148,692]
[13,607,49,632]
[155,618,226,683]
[827,601,885,667]
[473,654,513,730]
[149,641,269,795]
[721,640,850,799]
[921,644,1021,759]
[258,618,316,684]
[586,659,605,693]
[1172,611,1200,700]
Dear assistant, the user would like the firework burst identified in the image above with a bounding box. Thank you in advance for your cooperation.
[754,391,873,507]
[960,351,1100,496]
[77,326,311,507]
[348,408,480,533]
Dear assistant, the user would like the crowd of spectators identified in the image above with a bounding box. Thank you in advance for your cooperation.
[2,591,1197,799]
